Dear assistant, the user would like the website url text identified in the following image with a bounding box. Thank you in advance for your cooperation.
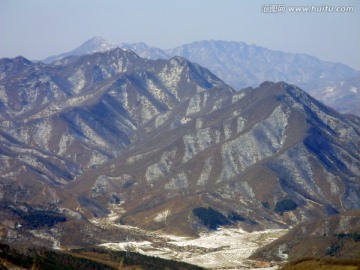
[261,5,354,13]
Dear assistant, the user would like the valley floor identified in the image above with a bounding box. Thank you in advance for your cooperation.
[93,207,287,269]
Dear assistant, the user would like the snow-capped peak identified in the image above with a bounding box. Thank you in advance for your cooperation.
[78,36,119,53]
[42,36,119,63]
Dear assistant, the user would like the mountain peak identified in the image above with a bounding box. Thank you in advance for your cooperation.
[76,36,118,53]
[42,36,119,64]
[89,36,107,42]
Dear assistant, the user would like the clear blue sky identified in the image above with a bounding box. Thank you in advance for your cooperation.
[1,0,359,69]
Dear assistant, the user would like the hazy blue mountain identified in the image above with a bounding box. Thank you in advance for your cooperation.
[309,73,360,115]
[119,42,169,60]
[170,40,357,89]
[43,36,119,64]
[122,39,359,115]
[43,37,358,93]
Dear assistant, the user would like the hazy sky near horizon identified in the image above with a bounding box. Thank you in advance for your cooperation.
[1,0,359,69]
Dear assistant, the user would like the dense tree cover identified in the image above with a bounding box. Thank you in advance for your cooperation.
[72,247,204,270]
[336,233,360,242]
[274,199,298,215]
[281,257,360,270]
[326,233,360,256]
[0,243,112,270]
[16,210,67,229]
[0,244,204,270]
[193,207,232,230]
[227,212,257,225]
[1,203,67,229]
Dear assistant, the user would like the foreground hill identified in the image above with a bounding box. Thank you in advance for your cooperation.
[0,243,203,270]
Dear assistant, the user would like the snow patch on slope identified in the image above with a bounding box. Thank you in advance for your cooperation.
[145,149,177,183]
[220,106,289,181]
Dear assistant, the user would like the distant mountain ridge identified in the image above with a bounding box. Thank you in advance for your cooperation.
[119,42,169,60]
[311,73,360,115]
[41,37,359,115]
[42,38,359,91]
[166,40,357,89]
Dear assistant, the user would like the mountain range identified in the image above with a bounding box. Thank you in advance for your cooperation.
[65,79,360,236]
[2,46,360,231]
[0,40,359,267]
[42,37,359,116]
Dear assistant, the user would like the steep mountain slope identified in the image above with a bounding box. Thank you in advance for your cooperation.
[63,81,360,235]
[0,48,233,206]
